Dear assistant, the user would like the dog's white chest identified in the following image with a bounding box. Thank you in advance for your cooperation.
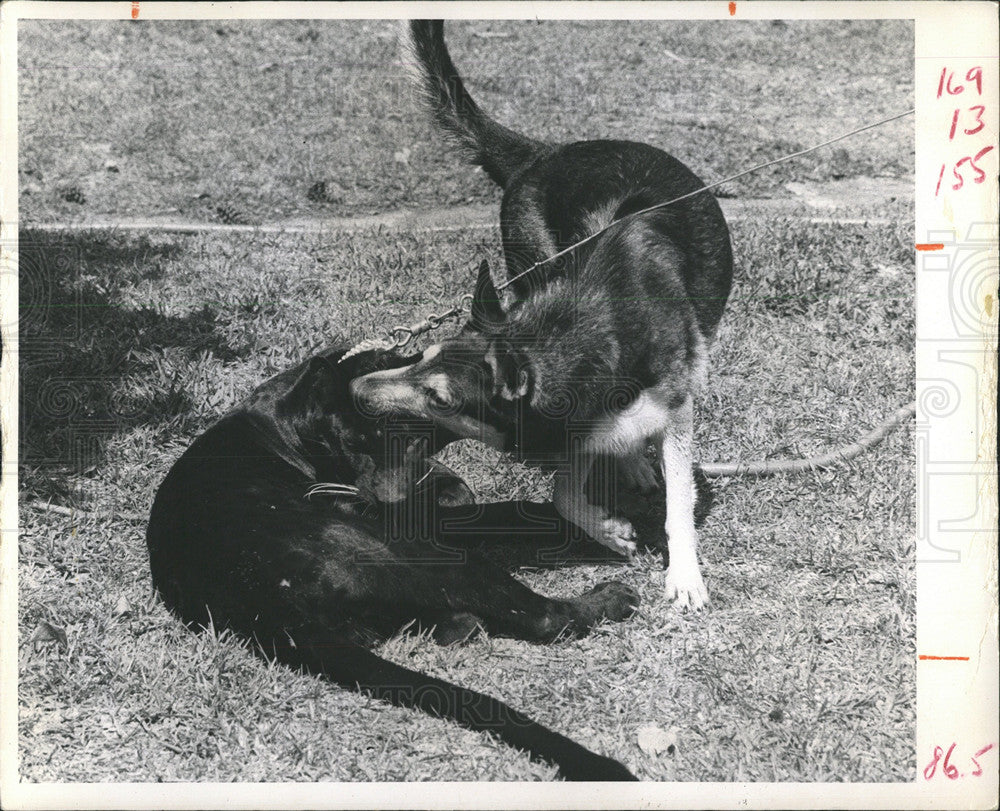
[585,390,670,454]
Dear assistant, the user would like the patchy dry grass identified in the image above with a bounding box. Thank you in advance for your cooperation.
[19,19,912,223]
[17,15,914,785]
[19,214,915,782]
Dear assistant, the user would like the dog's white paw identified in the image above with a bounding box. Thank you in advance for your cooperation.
[664,564,709,610]
[598,517,638,558]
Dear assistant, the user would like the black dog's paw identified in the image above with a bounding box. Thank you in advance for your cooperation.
[431,611,483,645]
[422,460,477,507]
[580,580,640,622]
[435,477,475,508]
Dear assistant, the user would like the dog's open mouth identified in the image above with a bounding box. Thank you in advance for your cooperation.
[354,436,431,503]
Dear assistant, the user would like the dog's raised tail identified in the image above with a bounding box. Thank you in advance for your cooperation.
[404,20,546,188]
[266,632,637,781]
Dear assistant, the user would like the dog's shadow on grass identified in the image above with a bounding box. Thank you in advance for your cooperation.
[19,228,250,505]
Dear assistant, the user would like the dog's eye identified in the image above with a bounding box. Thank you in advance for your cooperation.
[425,388,451,408]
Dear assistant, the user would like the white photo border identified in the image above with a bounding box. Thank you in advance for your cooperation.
[1,2,996,809]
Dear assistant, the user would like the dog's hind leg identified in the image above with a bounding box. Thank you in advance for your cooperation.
[660,394,709,609]
[343,537,639,643]
[616,452,659,495]
[430,500,642,567]
[424,551,640,642]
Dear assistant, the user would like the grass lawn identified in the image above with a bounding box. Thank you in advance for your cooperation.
[19,214,915,782]
[19,19,913,224]
[17,16,915,785]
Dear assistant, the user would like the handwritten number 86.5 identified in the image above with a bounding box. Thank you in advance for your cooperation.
[924,742,995,780]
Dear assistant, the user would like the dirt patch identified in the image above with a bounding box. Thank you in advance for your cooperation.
[783,176,913,210]
[25,185,910,236]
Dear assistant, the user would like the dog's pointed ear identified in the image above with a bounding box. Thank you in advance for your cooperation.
[485,339,531,401]
[469,259,505,330]
[275,355,328,416]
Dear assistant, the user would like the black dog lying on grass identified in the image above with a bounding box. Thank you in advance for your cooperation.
[146,345,640,781]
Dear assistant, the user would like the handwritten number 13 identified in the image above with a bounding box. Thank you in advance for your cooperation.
[949,105,986,139]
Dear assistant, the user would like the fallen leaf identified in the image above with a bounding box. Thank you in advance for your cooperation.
[637,723,678,756]
[114,594,131,617]
[30,620,68,651]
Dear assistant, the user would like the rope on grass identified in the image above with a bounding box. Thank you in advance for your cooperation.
[697,401,916,478]
[28,403,916,523]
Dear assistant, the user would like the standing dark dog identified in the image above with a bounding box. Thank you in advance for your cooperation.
[351,21,734,609]
[147,345,640,780]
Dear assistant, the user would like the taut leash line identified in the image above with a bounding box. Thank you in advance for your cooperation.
[343,108,915,359]
[496,108,915,292]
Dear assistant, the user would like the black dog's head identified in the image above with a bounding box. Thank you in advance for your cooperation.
[249,346,459,502]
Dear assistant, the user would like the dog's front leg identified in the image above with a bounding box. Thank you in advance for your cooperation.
[553,449,638,558]
[660,395,709,609]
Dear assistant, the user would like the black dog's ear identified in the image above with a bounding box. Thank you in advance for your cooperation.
[469,259,505,330]
[277,355,329,415]
[485,338,531,402]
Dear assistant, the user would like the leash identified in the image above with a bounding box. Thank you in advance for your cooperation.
[339,109,917,475]
[342,108,914,361]
[697,401,916,477]
[340,294,474,362]
[494,108,914,293]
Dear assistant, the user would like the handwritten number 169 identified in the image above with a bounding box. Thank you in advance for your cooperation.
[938,66,983,98]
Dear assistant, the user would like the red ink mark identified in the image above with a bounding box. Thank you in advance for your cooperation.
[952,161,966,191]
[971,743,995,776]
[949,109,960,140]
[934,164,946,197]
[943,743,960,779]
[728,2,736,15]
[950,105,987,140]
[919,654,969,658]
[934,141,994,197]
[131,1,139,19]
[967,66,983,95]
[951,145,995,190]
[925,743,996,780]
[925,746,944,779]
[938,68,966,97]
[971,145,995,180]
[938,66,983,98]
[965,105,986,135]
[915,244,945,252]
